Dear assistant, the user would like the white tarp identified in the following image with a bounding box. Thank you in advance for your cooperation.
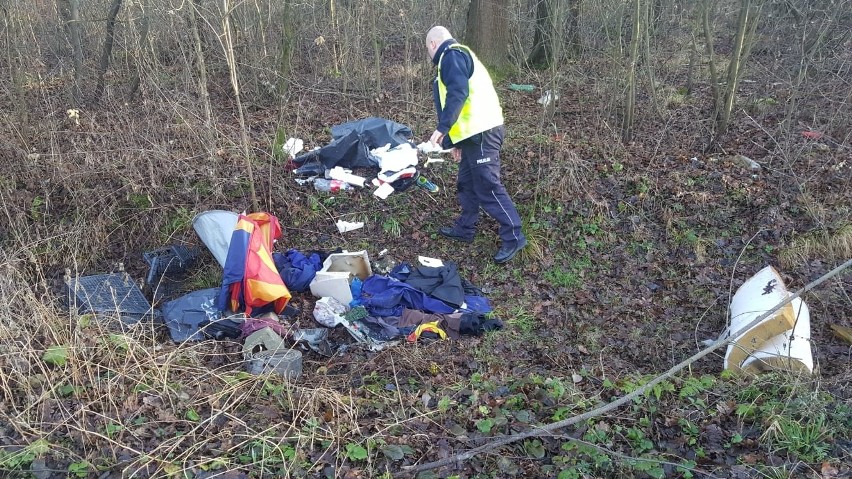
[192,210,239,268]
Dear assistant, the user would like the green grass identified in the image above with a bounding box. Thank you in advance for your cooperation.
[382,216,401,237]
[504,305,536,336]
[159,206,194,242]
[762,414,832,462]
[545,254,592,289]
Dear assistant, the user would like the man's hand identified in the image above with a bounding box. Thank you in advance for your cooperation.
[429,130,444,148]
[451,147,461,162]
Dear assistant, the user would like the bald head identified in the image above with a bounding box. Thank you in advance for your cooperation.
[426,26,453,61]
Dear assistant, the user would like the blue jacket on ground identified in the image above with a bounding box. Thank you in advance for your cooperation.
[361,275,457,317]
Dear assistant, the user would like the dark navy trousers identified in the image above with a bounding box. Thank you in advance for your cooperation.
[453,125,524,246]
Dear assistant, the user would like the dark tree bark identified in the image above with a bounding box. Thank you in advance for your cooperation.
[277,0,295,92]
[622,0,641,142]
[528,0,554,67]
[126,1,149,100]
[566,0,581,57]
[93,0,123,103]
[528,0,582,69]
[464,0,511,71]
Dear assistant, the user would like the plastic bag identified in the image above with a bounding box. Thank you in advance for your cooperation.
[349,277,363,307]
[313,296,348,327]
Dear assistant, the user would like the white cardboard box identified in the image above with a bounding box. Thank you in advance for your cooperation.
[309,250,372,304]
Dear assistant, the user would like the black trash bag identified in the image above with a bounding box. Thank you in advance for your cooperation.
[293,117,414,169]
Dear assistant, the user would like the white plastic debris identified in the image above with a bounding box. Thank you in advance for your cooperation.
[537,90,559,107]
[373,182,395,199]
[336,220,364,233]
[732,154,761,171]
[741,297,813,374]
[723,265,814,374]
[376,167,417,184]
[309,251,372,305]
[312,297,347,327]
[284,138,304,159]
[416,141,452,155]
[418,256,444,267]
[424,157,445,167]
[328,166,366,187]
[192,210,239,268]
[372,143,419,172]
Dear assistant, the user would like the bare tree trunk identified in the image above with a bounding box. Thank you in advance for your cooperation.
[126,1,149,100]
[686,31,697,95]
[465,0,511,71]
[190,0,215,159]
[371,4,381,96]
[528,0,554,68]
[329,0,340,76]
[622,0,641,142]
[3,3,30,147]
[715,0,761,138]
[222,0,259,212]
[566,0,581,58]
[93,0,123,103]
[58,0,84,105]
[277,0,295,92]
[529,0,581,68]
[702,0,720,140]
[642,0,663,120]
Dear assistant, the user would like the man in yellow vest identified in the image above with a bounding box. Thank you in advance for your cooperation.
[426,26,527,264]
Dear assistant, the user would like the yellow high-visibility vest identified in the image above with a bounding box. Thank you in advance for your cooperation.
[437,44,504,143]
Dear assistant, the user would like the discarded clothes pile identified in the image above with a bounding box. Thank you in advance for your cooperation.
[65,209,504,380]
[311,259,503,350]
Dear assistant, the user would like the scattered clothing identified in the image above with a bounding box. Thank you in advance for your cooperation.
[404,262,465,308]
[240,315,290,339]
[361,275,457,317]
[274,249,322,293]
[460,313,504,335]
[401,309,463,339]
[407,321,448,342]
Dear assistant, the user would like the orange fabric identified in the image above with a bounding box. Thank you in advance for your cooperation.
[227,212,291,316]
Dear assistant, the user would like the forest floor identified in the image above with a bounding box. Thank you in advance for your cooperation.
[0,63,850,479]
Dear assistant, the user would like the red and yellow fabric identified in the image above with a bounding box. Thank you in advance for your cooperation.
[217,212,291,316]
[406,321,448,343]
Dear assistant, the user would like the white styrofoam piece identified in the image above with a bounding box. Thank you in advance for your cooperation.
[328,166,366,187]
[724,265,797,372]
[372,143,419,172]
[373,182,395,199]
[336,220,364,233]
[418,256,444,267]
[741,297,813,374]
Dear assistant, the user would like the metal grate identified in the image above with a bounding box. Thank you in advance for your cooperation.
[65,272,155,325]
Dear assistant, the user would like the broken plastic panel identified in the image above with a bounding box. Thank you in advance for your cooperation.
[143,245,199,281]
[143,245,200,298]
